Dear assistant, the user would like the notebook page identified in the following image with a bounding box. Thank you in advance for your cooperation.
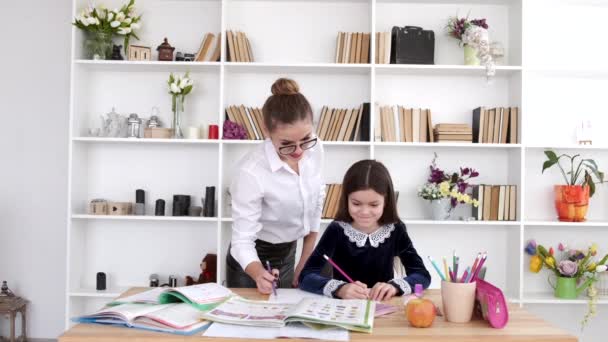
[290,298,371,326]
[110,287,165,305]
[136,303,203,329]
[203,297,293,327]
[172,283,233,304]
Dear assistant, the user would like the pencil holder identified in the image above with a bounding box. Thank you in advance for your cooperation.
[441,280,476,323]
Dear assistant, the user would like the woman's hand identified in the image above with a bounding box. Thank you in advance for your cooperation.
[336,281,369,299]
[369,282,398,301]
[247,262,279,294]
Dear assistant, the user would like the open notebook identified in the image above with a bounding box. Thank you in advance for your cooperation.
[202,296,375,333]
[108,283,233,310]
[73,303,210,335]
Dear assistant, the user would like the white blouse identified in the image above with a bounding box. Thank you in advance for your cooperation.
[230,139,325,270]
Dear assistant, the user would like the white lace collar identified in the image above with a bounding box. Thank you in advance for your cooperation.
[337,221,395,248]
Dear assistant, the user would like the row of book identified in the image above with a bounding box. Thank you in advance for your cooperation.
[376,106,434,142]
[375,32,392,64]
[225,105,267,140]
[317,103,371,142]
[434,123,473,143]
[322,184,342,219]
[335,32,371,64]
[472,107,519,144]
[226,30,254,62]
[472,184,517,221]
[194,32,222,62]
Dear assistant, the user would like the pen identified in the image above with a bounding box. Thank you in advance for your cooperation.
[266,260,277,297]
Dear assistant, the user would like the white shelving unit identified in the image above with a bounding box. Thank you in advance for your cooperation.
[66,0,608,337]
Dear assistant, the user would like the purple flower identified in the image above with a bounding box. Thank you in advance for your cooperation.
[223,120,247,139]
[471,18,489,29]
[461,167,470,176]
[525,240,537,255]
[429,166,446,184]
[558,243,566,252]
[558,260,578,277]
[457,181,468,193]
[470,169,479,178]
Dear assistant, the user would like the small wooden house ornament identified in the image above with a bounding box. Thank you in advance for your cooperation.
[128,45,151,61]
[156,38,175,61]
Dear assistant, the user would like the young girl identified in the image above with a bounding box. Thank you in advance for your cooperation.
[299,160,430,300]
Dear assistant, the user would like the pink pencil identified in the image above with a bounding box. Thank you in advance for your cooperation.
[470,253,487,282]
[460,267,470,283]
[323,254,354,283]
[469,253,482,280]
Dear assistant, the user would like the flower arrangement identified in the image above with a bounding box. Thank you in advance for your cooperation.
[73,0,142,55]
[525,240,608,329]
[417,153,480,209]
[167,72,194,138]
[446,14,495,76]
[223,120,247,140]
[542,150,604,197]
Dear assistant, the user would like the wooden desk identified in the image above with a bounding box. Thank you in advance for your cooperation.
[59,288,576,342]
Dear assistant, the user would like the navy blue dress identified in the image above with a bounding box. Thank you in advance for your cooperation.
[298,220,431,297]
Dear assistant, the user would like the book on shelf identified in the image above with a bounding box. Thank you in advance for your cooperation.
[226,30,254,62]
[316,103,370,141]
[201,296,375,333]
[335,32,370,63]
[377,105,433,142]
[322,184,342,219]
[73,303,210,335]
[225,105,267,140]
[375,32,391,64]
[472,184,517,221]
[108,283,233,311]
[194,32,221,62]
[433,123,472,143]
[472,107,519,144]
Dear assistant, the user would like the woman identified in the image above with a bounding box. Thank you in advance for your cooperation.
[227,78,325,294]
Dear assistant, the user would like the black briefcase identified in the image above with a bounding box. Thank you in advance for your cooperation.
[390,26,435,64]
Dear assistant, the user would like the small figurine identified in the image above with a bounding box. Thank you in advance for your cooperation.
[111,44,124,60]
[157,38,175,61]
[185,254,217,285]
[577,120,593,145]
[0,281,15,297]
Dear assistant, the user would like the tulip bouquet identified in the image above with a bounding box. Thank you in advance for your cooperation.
[525,240,608,329]
[73,0,142,55]
[167,72,194,138]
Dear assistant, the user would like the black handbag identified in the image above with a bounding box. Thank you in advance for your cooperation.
[390,26,435,65]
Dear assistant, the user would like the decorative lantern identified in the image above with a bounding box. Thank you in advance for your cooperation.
[156,38,175,61]
[0,281,27,342]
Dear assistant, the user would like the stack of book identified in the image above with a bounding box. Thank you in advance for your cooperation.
[194,32,222,62]
[335,32,370,64]
[472,107,519,144]
[374,32,392,64]
[433,123,473,143]
[225,105,266,140]
[471,185,517,221]
[376,105,433,142]
[226,30,254,62]
[322,184,342,219]
[317,103,370,142]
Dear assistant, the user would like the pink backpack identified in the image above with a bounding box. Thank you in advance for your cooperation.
[474,278,509,329]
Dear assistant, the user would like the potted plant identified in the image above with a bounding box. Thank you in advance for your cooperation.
[446,14,495,76]
[417,153,479,220]
[542,150,604,222]
[525,240,608,329]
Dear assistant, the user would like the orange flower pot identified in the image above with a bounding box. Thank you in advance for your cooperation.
[554,185,589,222]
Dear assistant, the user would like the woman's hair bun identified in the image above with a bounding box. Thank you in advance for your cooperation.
[271,78,300,96]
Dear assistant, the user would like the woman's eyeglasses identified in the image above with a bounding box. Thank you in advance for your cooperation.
[278,137,318,155]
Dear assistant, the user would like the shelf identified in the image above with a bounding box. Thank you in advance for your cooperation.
[527,67,608,79]
[524,220,608,227]
[72,214,218,222]
[74,60,221,72]
[375,142,521,149]
[69,287,129,298]
[222,217,333,224]
[72,137,220,145]
[377,0,515,4]
[403,219,521,226]
[525,144,608,151]
[224,62,371,75]
[522,292,608,305]
[221,140,370,147]
[375,64,522,77]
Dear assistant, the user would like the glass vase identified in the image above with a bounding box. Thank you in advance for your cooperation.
[430,198,453,220]
[84,31,113,60]
[464,44,480,66]
[172,94,185,139]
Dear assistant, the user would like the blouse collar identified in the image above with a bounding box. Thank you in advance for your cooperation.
[337,221,395,248]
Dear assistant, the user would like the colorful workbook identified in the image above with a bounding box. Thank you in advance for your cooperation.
[202,296,375,333]
[73,303,211,335]
[108,283,233,310]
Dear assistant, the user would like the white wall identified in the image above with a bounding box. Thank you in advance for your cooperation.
[0,0,71,338]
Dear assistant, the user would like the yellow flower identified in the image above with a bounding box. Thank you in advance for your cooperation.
[587,262,597,272]
[462,194,471,204]
[591,243,598,256]
[439,181,451,196]
[530,255,542,273]
[472,199,480,207]
[545,256,556,269]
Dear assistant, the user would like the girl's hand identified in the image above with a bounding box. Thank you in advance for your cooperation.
[370,282,398,301]
[254,268,279,294]
[336,281,369,299]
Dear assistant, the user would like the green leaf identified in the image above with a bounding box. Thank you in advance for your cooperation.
[544,150,558,161]
[542,160,558,173]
